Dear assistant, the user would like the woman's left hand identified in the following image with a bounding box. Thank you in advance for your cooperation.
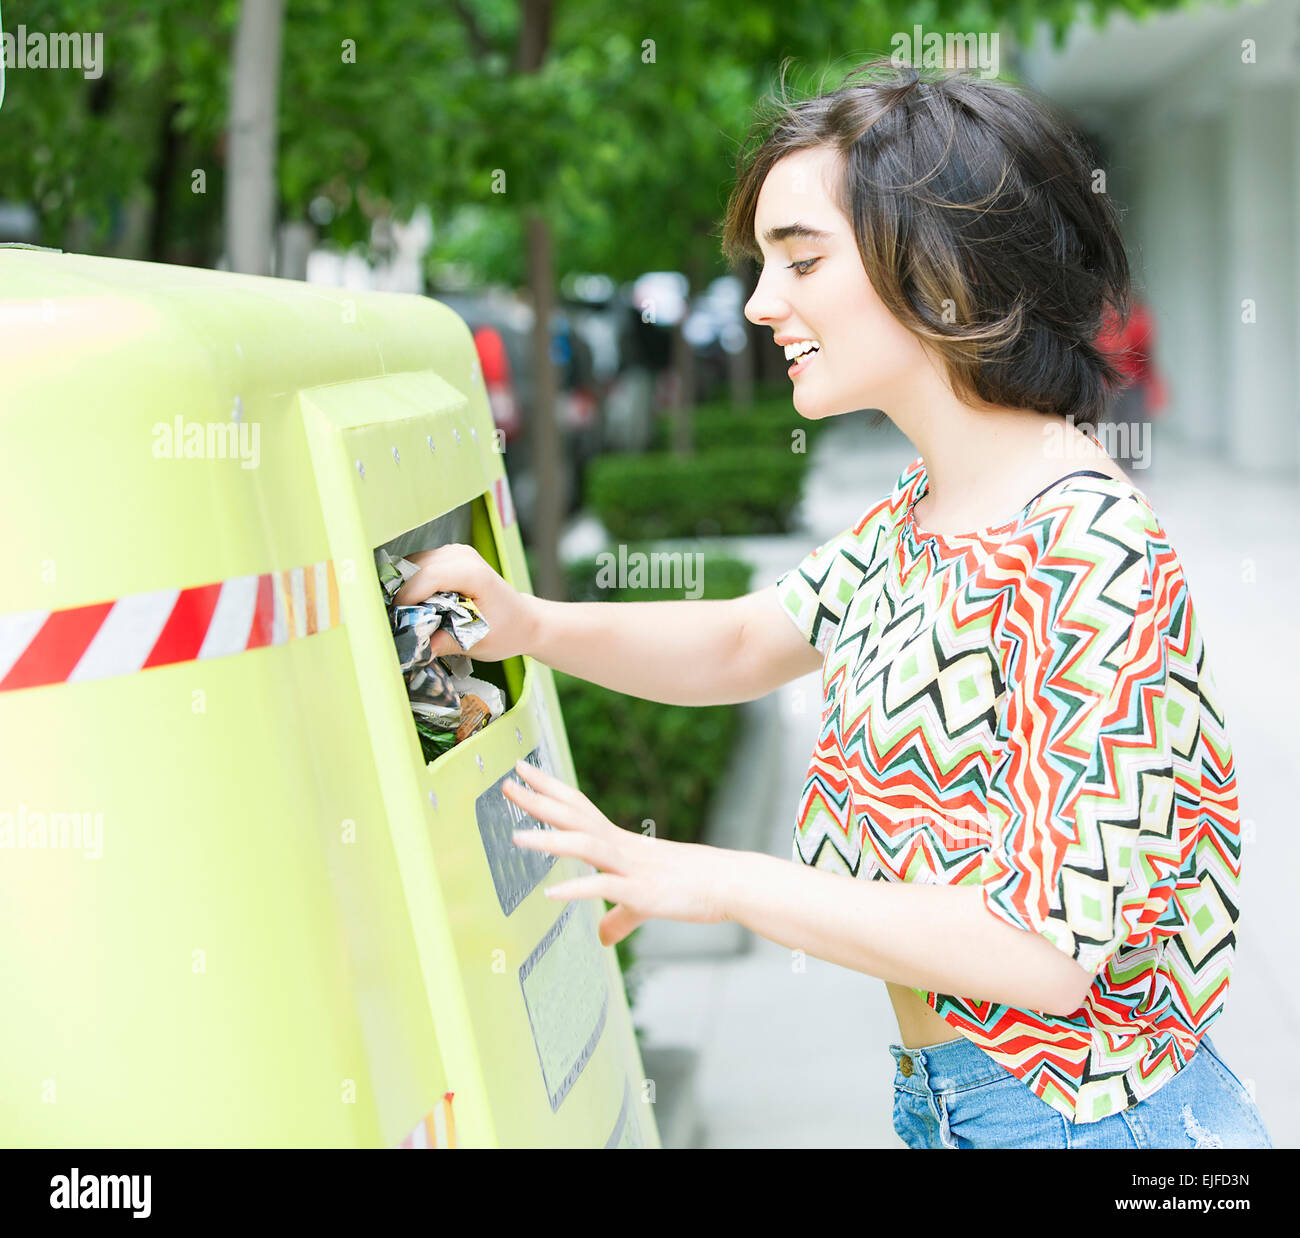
[504,759,730,947]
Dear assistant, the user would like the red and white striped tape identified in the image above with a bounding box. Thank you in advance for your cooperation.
[398,1091,457,1148]
[0,559,341,694]
[492,473,515,529]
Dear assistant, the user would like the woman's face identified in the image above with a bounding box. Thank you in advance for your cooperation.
[744,145,932,420]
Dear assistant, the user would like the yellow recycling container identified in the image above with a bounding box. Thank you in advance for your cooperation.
[0,247,658,1149]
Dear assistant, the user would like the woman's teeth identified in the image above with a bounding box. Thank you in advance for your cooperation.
[783,341,821,361]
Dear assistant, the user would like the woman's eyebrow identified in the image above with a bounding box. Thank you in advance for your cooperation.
[760,222,835,246]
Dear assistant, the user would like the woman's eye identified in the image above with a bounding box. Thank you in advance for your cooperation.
[788,258,819,276]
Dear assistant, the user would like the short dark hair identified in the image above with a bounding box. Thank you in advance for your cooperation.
[720,57,1133,428]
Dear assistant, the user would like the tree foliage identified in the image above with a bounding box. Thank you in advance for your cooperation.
[0,0,1196,277]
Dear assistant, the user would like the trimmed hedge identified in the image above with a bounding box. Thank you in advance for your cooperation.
[553,670,741,848]
[564,542,753,604]
[553,545,754,851]
[651,393,834,454]
[586,445,807,540]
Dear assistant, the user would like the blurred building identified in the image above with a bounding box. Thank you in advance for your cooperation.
[1017,0,1299,478]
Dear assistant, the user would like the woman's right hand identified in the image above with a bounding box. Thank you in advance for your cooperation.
[394,544,537,663]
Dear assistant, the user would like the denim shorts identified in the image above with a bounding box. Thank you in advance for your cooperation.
[889,1033,1274,1149]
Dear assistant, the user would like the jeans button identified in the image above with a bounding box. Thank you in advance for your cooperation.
[899,1054,913,1077]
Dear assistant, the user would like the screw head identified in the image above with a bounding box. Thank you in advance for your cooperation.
[427,434,436,452]
[476,753,485,772]
[515,727,523,745]
[428,790,438,808]
[356,460,365,479]
[232,395,243,423]
[392,446,400,464]
[453,427,461,445]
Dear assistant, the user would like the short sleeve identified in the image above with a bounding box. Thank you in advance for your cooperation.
[977,495,1181,981]
[775,499,890,656]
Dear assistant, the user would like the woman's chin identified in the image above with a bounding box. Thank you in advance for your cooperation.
[792,390,846,420]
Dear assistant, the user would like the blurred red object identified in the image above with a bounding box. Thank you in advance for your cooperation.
[562,387,597,430]
[472,325,520,442]
[1097,301,1166,417]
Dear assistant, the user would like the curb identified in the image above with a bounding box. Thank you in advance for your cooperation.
[638,1044,705,1149]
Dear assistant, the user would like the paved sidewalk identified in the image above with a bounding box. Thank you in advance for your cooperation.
[619,412,1299,1149]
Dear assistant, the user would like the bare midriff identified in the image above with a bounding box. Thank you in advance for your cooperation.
[886,982,964,1049]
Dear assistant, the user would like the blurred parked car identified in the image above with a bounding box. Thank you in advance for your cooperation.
[563,284,662,457]
[429,288,598,534]
[681,275,749,406]
[430,275,735,534]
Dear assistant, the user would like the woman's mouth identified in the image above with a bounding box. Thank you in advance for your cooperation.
[785,341,821,378]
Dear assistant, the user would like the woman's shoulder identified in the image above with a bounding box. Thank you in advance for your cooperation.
[992,472,1187,637]
[1017,467,1167,561]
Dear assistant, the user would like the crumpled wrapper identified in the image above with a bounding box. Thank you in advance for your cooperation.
[377,549,497,750]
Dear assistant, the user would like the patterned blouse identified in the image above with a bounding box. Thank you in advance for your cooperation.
[775,451,1243,1126]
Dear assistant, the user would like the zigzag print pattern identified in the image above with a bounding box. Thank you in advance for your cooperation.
[775,455,1242,1125]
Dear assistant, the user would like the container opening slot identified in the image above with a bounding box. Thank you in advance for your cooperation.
[373,492,523,763]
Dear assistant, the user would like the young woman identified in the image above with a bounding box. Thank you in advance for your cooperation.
[400,59,1272,1149]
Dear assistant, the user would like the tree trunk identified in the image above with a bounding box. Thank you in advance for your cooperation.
[276,219,316,280]
[515,0,565,602]
[224,0,285,275]
[669,253,701,455]
[729,262,757,410]
[669,315,695,455]
[525,211,566,602]
[147,99,182,263]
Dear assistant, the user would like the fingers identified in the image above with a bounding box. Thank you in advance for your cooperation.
[394,568,437,606]
[545,872,624,905]
[510,759,588,809]
[427,629,464,657]
[393,544,480,606]
[502,774,587,833]
[599,903,645,946]
[515,825,620,876]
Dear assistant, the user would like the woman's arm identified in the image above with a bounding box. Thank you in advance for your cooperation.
[393,544,823,705]
[719,851,1093,1016]
[521,583,823,707]
[506,768,1093,1011]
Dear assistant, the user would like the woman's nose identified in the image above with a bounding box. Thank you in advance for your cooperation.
[744,277,784,327]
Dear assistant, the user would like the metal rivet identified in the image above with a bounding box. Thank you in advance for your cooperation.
[453,427,461,444]
[232,395,243,423]
[356,460,365,478]
[427,434,435,452]
[475,753,485,772]
[428,790,438,808]
[515,727,523,745]
[392,446,400,464]
[470,426,478,442]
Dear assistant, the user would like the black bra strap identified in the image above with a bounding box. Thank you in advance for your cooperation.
[1023,469,1113,509]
